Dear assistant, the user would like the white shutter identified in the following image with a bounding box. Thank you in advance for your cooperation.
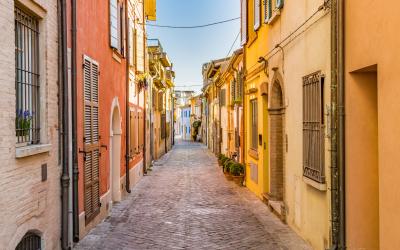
[110,0,119,49]
[253,0,260,30]
[241,0,247,45]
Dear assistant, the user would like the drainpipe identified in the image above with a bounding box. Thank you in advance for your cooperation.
[330,0,345,249]
[71,0,79,243]
[125,2,131,193]
[60,0,70,249]
[164,92,167,154]
[337,0,346,247]
[143,87,147,174]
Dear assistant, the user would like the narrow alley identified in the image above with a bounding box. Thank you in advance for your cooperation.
[75,140,311,250]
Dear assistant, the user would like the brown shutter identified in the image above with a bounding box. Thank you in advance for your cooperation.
[83,56,100,222]
[129,109,136,156]
[241,0,247,45]
[134,109,139,153]
[138,110,144,151]
[158,92,163,111]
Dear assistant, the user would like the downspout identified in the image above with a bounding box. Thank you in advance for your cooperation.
[330,0,345,248]
[337,0,346,247]
[164,92,167,154]
[142,5,147,174]
[125,1,131,193]
[71,0,79,243]
[60,0,70,249]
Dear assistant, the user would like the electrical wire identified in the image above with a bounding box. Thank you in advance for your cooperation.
[145,17,240,29]
[226,31,240,57]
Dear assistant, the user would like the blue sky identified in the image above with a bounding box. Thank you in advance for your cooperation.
[147,0,240,93]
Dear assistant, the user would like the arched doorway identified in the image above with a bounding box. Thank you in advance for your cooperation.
[268,79,284,201]
[110,104,122,202]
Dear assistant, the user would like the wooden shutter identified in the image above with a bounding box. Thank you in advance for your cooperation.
[251,99,258,149]
[220,89,226,106]
[130,26,136,67]
[138,110,144,151]
[254,0,260,30]
[83,56,100,222]
[110,0,118,49]
[241,0,247,45]
[265,0,272,22]
[129,109,136,156]
[231,80,236,104]
[303,71,325,183]
[161,114,166,139]
[158,92,164,111]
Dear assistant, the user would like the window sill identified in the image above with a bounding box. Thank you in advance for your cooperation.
[16,144,52,159]
[303,176,327,191]
[267,9,281,25]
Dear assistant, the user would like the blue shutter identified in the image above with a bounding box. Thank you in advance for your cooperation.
[110,0,119,49]
[276,0,284,9]
[265,0,272,22]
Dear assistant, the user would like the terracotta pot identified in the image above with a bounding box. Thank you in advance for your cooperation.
[224,171,233,181]
[231,175,244,186]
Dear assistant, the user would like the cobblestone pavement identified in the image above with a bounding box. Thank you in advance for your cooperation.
[75,140,312,250]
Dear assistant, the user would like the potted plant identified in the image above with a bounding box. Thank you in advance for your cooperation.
[223,159,234,181]
[16,109,32,140]
[191,120,201,141]
[229,163,245,186]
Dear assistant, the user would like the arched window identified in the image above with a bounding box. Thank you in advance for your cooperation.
[16,232,41,250]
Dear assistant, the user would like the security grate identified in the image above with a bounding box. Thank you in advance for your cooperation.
[15,7,40,144]
[302,71,325,183]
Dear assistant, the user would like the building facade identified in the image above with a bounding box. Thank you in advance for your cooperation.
[345,0,400,248]
[0,0,60,248]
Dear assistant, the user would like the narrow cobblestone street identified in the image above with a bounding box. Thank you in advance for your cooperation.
[75,140,311,250]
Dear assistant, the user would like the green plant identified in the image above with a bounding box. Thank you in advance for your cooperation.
[223,159,234,173]
[16,109,32,137]
[229,163,244,176]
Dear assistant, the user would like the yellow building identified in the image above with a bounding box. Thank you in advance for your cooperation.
[148,39,174,160]
[242,0,270,199]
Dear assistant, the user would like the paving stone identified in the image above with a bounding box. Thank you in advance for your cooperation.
[74,140,312,250]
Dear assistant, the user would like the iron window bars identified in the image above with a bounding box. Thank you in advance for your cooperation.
[15,7,40,145]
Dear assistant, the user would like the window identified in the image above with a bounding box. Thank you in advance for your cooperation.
[16,232,41,250]
[253,0,261,30]
[250,99,258,150]
[110,0,125,55]
[15,7,40,145]
[83,56,100,222]
[241,0,247,45]
[303,71,325,183]
[264,0,272,22]
[220,89,226,106]
[161,114,166,139]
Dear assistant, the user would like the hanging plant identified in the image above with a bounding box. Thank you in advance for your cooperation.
[136,72,149,92]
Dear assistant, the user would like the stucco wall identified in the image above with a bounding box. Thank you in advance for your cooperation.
[0,0,61,249]
[345,1,400,249]
[265,1,331,249]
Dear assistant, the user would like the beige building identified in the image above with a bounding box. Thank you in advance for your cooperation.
[0,0,61,249]
[255,0,332,249]
[345,0,400,249]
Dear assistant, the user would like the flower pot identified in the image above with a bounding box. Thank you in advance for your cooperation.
[231,175,244,186]
[224,171,233,181]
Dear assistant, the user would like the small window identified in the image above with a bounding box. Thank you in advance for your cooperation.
[250,99,258,150]
[16,232,41,250]
[15,6,40,145]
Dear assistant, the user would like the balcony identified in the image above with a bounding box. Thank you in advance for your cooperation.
[160,52,171,67]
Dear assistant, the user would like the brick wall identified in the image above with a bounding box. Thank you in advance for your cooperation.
[0,0,61,249]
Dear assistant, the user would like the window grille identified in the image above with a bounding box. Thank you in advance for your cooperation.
[303,71,325,183]
[250,99,258,150]
[16,232,41,250]
[15,7,40,144]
